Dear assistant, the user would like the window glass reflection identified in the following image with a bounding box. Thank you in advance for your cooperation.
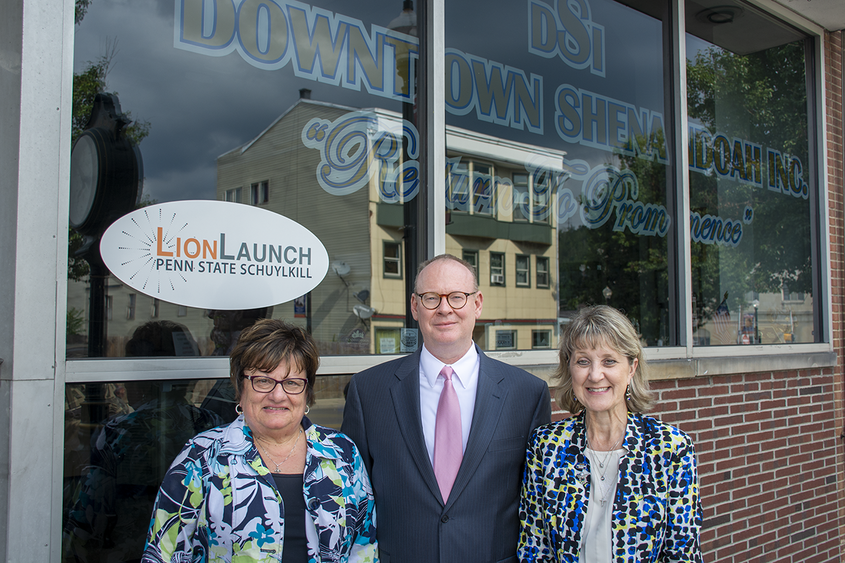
[62,375,349,562]
[447,0,672,346]
[685,0,815,345]
[68,0,423,357]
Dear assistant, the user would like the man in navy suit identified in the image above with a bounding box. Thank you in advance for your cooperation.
[342,254,551,562]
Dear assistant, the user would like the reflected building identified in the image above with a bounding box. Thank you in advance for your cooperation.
[215,97,560,354]
[692,288,813,346]
[66,278,220,357]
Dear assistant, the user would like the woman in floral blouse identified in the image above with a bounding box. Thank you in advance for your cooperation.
[518,305,701,563]
[142,319,378,563]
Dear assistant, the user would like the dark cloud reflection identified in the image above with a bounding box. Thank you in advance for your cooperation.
[74,0,671,202]
[75,0,408,203]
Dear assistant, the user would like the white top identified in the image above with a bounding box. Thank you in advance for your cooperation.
[579,447,624,563]
[419,344,480,464]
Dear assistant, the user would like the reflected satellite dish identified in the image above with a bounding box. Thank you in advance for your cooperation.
[331,261,351,276]
[353,304,376,320]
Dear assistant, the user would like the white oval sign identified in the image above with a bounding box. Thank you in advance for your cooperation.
[100,201,329,310]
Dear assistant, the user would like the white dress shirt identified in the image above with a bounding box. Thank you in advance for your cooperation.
[419,344,480,464]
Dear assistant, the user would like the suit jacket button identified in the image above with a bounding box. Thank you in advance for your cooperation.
[440,515,449,523]
[308,498,320,511]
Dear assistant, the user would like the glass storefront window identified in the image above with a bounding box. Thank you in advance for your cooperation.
[58,2,828,561]
[65,1,823,354]
[61,375,349,562]
[685,0,816,345]
[68,0,426,358]
[446,0,673,347]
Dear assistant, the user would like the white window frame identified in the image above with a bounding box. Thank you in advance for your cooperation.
[515,255,530,287]
[462,250,479,280]
[490,252,505,286]
[495,329,517,350]
[383,241,402,279]
[126,293,136,321]
[250,181,269,205]
[224,187,242,202]
[512,172,529,222]
[536,256,550,289]
[532,329,551,349]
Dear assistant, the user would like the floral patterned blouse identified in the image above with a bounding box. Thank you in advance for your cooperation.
[518,412,702,563]
[142,415,378,563]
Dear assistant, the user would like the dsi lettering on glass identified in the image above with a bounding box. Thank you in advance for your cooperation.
[528,0,606,77]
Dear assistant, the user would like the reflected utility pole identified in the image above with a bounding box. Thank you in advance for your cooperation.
[389,0,422,336]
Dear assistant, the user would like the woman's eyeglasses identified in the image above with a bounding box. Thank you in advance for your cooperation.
[243,374,308,394]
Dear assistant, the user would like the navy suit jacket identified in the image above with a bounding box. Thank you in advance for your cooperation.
[342,347,551,563]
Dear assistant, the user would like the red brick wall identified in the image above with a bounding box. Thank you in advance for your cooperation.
[547,30,845,563]
[652,370,842,563]
[824,29,845,563]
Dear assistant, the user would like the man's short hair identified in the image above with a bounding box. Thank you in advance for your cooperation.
[414,254,479,293]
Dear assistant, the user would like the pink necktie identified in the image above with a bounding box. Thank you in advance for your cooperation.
[433,365,462,501]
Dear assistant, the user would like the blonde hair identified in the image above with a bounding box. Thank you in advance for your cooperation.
[553,305,654,414]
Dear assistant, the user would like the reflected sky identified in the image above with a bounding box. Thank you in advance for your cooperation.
[74,0,408,203]
[444,0,667,167]
[74,0,669,203]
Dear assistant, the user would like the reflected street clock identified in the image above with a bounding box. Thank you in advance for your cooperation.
[69,93,143,236]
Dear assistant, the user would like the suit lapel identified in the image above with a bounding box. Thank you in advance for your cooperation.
[390,351,443,502]
[446,350,507,507]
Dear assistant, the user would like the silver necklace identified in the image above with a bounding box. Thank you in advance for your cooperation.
[256,428,302,473]
[587,449,620,507]
[587,436,622,481]
[586,426,624,507]
[586,432,623,476]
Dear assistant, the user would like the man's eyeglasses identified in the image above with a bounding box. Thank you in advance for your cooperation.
[416,291,476,310]
[243,374,308,394]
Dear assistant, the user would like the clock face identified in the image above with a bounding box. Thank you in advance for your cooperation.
[69,134,100,229]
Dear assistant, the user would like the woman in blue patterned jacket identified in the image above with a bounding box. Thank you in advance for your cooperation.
[142,319,378,563]
[518,305,701,563]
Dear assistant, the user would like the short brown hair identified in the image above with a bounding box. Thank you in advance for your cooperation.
[229,319,319,406]
[553,305,654,414]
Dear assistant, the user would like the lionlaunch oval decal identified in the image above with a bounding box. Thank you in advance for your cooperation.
[100,201,329,309]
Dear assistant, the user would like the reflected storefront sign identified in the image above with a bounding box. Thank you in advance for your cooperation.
[445,0,675,345]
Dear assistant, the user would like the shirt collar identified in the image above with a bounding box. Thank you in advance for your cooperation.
[420,343,478,390]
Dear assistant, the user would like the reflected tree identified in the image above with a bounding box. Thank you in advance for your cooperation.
[687,41,811,326]
[558,133,670,345]
[75,0,91,24]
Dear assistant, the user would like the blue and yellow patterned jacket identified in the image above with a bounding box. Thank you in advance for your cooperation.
[518,412,702,562]
[142,415,378,563]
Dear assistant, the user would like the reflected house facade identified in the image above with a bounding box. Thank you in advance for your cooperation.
[66,279,217,357]
[67,277,275,358]
[692,288,814,346]
[215,98,559,354]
